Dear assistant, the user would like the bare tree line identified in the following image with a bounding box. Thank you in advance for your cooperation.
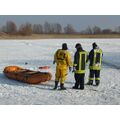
[0,21,120,35]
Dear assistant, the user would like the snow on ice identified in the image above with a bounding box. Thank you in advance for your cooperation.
[0,39,120,105]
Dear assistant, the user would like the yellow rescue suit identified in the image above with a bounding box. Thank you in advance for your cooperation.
[54,49,72,84]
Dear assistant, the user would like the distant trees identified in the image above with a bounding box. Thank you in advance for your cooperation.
[44,22,51,33]
[1,21,120,36]
[0,21,17,34]
[102,29,112,34]
[19,23,32,35]
[33,24,43,34]
[52,23,62,34]
[85,26,93,34]
[80,26,93,34]
[44,22,62,34]
[6,21,17,34]
[80,26,114,35]
[92,26,101,34]
[64,24,76,34]
[0,21,63,35]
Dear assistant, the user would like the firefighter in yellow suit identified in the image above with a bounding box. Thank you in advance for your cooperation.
[53,43,72,90]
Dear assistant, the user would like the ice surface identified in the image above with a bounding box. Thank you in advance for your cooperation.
[0,39,120,105]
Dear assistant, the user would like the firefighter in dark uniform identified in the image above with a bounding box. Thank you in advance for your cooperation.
[87,42,103,86]
[72,43,88,90]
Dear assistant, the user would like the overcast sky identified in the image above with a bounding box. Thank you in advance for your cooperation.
[0,15,120,31]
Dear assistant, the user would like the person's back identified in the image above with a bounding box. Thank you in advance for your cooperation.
[87,42,103,86]
[53,43,72,90]
[73,43,88,90]
[74,48,88,74]
[54,49,71,67]
[89,44,103,70]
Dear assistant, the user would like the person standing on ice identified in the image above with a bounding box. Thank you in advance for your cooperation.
[87,42,103,86]
[72,43,88,90]
[53,43,72,90]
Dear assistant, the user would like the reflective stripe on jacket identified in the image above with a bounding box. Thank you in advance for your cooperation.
[89,49,103,70]
[73,50,88,74]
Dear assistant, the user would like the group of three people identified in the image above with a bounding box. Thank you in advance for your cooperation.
[53,42,103,90]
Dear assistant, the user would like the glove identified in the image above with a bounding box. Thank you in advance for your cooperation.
[69,67,72,72]
[53,60,56,64]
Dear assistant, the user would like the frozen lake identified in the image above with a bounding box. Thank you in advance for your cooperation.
[0,39,120,104]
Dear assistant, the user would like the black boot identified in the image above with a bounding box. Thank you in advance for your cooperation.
[80,85,84,90]
[53,81,59,90]
[72,84,79,89]
[60,83,66,90]
[95,80,100,86]
[80,87,84,90]
[72,86,79,89]
[80,84,84,90]
[86,80,93,85]
[80,79,84,90]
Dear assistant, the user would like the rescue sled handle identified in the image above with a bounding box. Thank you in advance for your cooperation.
[39,66,50,69]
